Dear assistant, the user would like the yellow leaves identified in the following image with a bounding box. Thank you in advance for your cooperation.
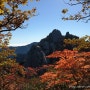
[64,36,90,52]
[88,6,90,8]
[0,9,4,15]
[0,32,12,47]
[0,21,2,24]
[0,0,7,13]
[0,0,39,89]
[0,0,38,33]
[31,8,36,13]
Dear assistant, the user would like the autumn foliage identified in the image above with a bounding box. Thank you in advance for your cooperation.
[64,35,90,52]
[0,61,26,90]
[0,0,37,32]
[0,0,90,90]
[0,0,38,90]
[40,49,90,89]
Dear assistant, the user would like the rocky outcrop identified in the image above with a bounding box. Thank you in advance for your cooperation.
[24,45,47,67]
[65,32,79,39]
[39,29,64,55]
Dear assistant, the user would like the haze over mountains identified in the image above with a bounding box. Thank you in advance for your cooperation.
[10,42,38,54]
[10,29,79,67]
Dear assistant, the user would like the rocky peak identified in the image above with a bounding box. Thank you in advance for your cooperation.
[65,32,79,39]
[39,29,64,55]
[44,29,63,43]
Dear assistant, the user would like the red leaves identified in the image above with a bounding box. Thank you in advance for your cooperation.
[26,67,37,77]
[41,49,90,89]
[46,49,78,59]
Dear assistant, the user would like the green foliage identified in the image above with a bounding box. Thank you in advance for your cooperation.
[64,35,90,51]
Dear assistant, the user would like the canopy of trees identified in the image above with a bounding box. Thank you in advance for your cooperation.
[0,0,38,89]
[64,35,90,52]
[41,49,90,89]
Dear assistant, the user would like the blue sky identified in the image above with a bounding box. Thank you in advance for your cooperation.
[10,0,90,46]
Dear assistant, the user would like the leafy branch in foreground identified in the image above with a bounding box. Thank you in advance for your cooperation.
[0,0,37,32]
[62,0,90,22]
[0,0,39,90]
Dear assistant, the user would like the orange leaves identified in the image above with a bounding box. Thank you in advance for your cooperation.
[41,49,90,89]
[40,72,58,89]
[46,49,78,59]
[26,67,37,77]
[0,60,27,90]
[40,72,57,82]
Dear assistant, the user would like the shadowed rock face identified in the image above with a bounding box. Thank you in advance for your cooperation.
[24,29,64,67]
[24,45,47,67]
[39,29,64,55]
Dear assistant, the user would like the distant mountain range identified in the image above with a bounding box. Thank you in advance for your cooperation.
[10,42,38,54]
[10,29,79,67]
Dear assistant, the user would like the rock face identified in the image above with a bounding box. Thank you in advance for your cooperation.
[24,45,47,67]
[24,29,64,67]
[39,29,64,55]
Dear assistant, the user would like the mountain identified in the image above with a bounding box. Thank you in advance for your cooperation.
[24,29,79,67]
[9,42,38,63]
[38,29,64,55]
[10,29,79,67]
[24,29,64,67]
[10,42,38,54]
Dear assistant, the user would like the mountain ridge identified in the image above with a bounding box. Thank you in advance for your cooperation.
[10,29,79,67]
